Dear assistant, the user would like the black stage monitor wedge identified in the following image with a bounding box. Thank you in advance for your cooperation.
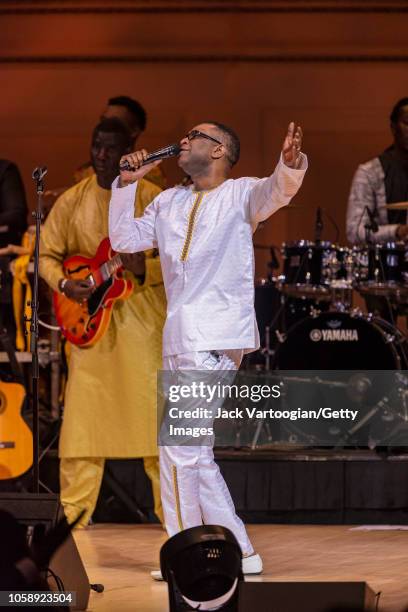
[238,581,376,612]
[0,493,90,611]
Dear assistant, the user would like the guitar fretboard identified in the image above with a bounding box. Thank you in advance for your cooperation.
[100,254,122,282]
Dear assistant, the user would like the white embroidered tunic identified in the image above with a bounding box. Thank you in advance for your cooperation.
[109,154,307,356]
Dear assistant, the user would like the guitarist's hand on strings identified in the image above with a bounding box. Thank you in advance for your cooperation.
[58,278,94,303]
[119,149,162,187]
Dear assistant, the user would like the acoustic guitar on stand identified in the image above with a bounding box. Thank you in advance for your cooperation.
[0,321,32,480]
[0,381,33,480]
[53,237,133,347]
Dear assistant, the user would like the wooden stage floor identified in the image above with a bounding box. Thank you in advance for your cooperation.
[75,524,408,611]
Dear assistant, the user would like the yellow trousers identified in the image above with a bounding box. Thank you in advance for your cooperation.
[60,457,163,527]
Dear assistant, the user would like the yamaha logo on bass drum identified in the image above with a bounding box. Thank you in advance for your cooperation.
[310,321,359,342]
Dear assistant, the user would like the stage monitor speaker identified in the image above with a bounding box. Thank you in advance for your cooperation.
[238,581,376,612]
[0,493,90,611]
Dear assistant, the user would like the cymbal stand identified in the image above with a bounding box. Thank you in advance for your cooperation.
[250,325,275,449]
[261,325,275,371]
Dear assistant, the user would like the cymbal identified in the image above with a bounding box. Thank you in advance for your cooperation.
[385,201,408,210]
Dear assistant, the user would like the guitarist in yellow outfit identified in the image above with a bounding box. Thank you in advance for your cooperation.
[40,118,166,527]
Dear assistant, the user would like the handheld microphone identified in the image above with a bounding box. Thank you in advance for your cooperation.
[365,205,379,233]
[119,143,181,171]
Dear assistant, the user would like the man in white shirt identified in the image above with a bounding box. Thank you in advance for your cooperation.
[109,121,307,576]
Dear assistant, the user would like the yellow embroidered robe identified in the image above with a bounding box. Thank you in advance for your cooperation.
[39,174,165,458]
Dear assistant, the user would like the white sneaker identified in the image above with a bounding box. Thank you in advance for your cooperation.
[150,553,263,581]
[242,553,263,575]
[151,569,164,581]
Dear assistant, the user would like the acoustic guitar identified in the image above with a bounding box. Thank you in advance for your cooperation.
[0,314,32,480]
[53,237,133,347]
[0,381,32,479]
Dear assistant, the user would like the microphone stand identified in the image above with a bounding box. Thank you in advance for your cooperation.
[29,167,47,493]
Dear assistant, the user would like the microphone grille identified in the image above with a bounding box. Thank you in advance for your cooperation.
[166,143,181,156]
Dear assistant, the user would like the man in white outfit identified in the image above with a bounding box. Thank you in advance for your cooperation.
[109,121,307,577]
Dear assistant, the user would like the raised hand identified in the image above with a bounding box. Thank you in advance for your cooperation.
[282,122,303,169]
[119,149,162,187]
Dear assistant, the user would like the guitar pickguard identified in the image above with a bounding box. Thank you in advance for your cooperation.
[87,278,114,317]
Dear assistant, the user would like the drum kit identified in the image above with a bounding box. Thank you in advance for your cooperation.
[252,238,408,370]
[280,239,408,301]
[255,240,408,370]
[242,203,408,447]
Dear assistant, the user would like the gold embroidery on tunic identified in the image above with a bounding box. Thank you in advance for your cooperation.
[180,192,205,261]
[172,464,184,530]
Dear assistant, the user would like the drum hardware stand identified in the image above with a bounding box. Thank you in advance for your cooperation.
[267,246,280,281]
[250,326,277,448]
[250,397,274,450]
[249,374,348,450]
[260,325,276,370]
[255,291,288,351]
[368,382,408,452]
[232,410,244,449]
[328,247,354,311]
[399,388,408,423]
[350,307,364,319]
[369,391,408,451]
[275,329,286,344]
[364,205,379,244]
[310,306,321,318]
[329,284,353,312]
[314,206,323,243]
[336,395,390,449]
[277,292,289,336]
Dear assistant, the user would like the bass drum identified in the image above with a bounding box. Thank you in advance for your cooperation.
[274,311,406,370]
[273,312,408,446]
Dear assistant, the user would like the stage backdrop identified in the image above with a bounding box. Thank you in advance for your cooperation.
[1,0,408,276]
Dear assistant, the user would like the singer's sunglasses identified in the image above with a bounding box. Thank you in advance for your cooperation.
[185,130,223,146]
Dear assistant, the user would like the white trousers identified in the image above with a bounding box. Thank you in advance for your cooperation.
[160,350,254,556]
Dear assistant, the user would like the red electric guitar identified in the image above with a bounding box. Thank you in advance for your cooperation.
[53,237,133,347]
